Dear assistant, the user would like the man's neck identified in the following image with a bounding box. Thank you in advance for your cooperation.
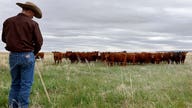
[22,11,33,19]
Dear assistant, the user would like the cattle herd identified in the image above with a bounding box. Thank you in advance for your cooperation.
[35,51,188,66]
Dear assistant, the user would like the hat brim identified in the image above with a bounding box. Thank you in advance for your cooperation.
[16,3,42,19]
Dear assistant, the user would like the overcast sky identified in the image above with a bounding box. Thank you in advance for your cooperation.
[1,0,192,52]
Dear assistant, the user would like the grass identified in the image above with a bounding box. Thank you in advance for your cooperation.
[0,52,192,108]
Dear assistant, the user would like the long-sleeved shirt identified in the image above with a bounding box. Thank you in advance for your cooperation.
[2,13,43,55]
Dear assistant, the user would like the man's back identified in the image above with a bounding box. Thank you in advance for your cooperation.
[2,13,43,54]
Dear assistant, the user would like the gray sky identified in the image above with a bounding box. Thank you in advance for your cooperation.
[1,0,192,52]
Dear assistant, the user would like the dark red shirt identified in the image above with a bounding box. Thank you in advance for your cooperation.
[2,13,43,55]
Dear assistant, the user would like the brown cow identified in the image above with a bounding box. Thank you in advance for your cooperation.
[65,51,78,63]
[35,52,44,60]
[65,51,99,63]
[135,52,151,64]
[105,52,127,66]
[170,51,188,64]
[78,51,99,63]
[126,53,136,64]
[52,51,64,64]
[151,52,164,64]
[161,52,171,64]
[85,51,99,62]
[170,52,182,64]
[98,52,110,62]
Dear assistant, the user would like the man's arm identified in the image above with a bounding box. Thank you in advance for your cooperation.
[33,23,43,55]
[2,21,7,43]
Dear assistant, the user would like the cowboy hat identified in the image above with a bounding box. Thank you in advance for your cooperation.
[16,2,42,19]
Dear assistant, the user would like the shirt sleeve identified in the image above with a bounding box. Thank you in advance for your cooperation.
[33,23,43,55]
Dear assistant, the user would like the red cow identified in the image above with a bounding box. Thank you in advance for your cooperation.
[126,53,136,64]
[35,52,44,60]
[52,51,64,64]
[105,52,127,66]
[65,51,78,63]
[151,52,163,64]
[161,52,171,64]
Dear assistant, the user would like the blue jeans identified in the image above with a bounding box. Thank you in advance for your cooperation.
[8,52,35,108]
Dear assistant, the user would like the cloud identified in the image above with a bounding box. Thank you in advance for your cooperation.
[1,0,192,52]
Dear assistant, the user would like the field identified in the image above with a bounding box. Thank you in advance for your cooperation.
[0,52,192,108]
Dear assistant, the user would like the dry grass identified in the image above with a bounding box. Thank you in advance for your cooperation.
[0,52,9,69]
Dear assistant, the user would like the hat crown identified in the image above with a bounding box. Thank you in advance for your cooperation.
[16,1,42,19]
[25,2,36,7]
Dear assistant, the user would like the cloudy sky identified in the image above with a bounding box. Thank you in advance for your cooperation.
[0,0,192,52]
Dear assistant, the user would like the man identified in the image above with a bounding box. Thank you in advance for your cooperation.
[1,2,43,108]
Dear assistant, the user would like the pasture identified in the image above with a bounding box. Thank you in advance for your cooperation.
[0,52,192,108]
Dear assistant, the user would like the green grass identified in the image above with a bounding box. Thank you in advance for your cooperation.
[0,53,192,108]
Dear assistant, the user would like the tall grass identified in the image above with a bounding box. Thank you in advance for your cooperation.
[0,52,192,108]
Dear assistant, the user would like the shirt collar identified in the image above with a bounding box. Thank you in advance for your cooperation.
[17,13,31,18]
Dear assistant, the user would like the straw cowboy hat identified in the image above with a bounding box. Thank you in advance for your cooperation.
[16,1,42,19]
